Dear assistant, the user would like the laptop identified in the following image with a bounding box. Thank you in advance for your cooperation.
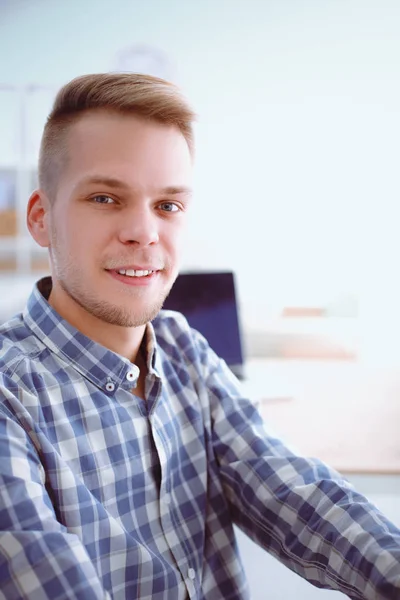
[162,271,245,380]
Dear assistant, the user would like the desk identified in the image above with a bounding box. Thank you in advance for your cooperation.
[241,359,400,474]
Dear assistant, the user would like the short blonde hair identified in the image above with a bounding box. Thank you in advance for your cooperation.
[38,73,196,200]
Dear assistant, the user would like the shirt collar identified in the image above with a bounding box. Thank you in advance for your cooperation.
[23,277,160,393]
[141,315,163,379]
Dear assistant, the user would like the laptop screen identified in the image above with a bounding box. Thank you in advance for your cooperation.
[162,271,245,379]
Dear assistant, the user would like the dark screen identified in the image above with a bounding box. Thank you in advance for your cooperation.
[162,271,244,369]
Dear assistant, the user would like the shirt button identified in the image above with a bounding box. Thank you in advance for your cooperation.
[188,568,196,580]
[126,368,139,382]
[105,381,115,392]
[164,493,171,505]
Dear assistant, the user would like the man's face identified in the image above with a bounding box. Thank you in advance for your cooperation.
[45,111,193,328]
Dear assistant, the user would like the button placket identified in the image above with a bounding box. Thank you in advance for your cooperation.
[186,578,195,597]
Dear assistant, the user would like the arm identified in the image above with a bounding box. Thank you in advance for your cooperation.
[0,403,111,600]
[202,345,400,599]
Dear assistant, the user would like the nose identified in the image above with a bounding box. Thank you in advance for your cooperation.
[117,205,159,246]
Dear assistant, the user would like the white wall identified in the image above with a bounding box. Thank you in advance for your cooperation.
[1,0,400,337]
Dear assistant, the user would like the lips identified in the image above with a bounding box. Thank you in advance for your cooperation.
[107,269,159,286]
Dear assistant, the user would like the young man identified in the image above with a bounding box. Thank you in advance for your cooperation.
[0,73,399,600]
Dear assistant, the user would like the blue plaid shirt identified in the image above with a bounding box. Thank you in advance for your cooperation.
[0,277,399,600]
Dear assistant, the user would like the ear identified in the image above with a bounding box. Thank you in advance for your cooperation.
[26,190,51,248]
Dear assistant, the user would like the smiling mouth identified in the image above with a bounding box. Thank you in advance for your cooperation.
[115,268,157,278]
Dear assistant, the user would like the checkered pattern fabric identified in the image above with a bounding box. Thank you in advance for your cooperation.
[0,277,399,599]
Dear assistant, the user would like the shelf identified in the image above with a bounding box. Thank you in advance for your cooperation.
[0,84,55,276]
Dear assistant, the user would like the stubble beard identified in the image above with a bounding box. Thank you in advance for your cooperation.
[50,247,176,328]
[62,276,172,327]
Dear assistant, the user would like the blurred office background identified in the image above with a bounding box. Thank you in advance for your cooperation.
[1,1,400,598]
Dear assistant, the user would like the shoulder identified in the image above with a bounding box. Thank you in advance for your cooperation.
[153,309,193,341]
[152,309,221,376]
[153,309,210,352]
[0,313,46,385]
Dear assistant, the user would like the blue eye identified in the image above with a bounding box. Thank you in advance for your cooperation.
[92,195,114,204]
[160,202,179,212]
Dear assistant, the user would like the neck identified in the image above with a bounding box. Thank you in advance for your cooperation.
[48,280,146,363]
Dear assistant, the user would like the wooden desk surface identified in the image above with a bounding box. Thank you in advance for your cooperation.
[242,359,400,474]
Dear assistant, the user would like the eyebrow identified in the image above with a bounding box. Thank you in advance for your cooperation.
[77,176,193,197]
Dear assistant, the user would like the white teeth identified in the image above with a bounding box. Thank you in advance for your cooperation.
[117,269,153,277]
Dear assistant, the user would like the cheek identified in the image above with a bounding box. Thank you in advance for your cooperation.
[168,220,185,250]
[66,215,105,251]
[173,224,187,258]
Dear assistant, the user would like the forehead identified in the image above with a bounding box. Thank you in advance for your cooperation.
[62,110,192,190]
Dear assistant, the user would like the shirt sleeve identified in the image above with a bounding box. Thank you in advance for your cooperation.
[0,399,111,600]
[197,334,400,600]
